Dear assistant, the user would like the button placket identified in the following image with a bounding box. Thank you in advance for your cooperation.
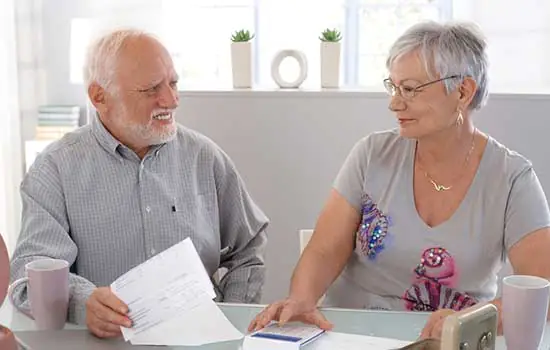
[138,159,154,259]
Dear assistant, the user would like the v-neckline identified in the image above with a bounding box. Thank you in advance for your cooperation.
[406,136,492,232]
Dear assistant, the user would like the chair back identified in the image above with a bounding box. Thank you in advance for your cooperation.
[299,229,314,254]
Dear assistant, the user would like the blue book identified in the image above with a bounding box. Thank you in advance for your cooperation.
[243,322,326,350]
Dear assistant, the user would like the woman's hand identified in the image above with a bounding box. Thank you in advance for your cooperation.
[419,309,456,339]
[248,298,333,332]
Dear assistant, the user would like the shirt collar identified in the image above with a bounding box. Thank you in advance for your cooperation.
[91,112,170,161]
[91,112,124,159]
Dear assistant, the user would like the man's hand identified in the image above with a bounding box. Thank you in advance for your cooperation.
[86,287,132,338]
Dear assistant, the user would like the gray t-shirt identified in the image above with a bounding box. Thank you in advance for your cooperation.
[325,129,550,312]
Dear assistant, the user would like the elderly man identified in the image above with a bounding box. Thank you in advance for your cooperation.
[10,29,269,338]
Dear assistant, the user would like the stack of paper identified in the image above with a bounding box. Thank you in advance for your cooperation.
[243,322,326,350]
[110,238,244,346]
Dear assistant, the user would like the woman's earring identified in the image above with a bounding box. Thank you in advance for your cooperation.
[456,110,464,126]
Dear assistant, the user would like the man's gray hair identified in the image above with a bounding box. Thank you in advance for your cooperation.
[386,21,489,111]
[83,28,153,93]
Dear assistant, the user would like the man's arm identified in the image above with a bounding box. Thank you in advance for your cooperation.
[10,156,97,325]
[212,148,269,303]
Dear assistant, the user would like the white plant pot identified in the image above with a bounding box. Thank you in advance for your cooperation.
[231,42,252,88]
[320,42,341,88]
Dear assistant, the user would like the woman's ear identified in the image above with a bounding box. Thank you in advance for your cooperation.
[458,77,477,109]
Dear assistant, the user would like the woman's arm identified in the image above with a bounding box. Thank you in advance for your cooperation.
[249,136,370,331]
[491,227,550,332]
[248,189,361,331]
[288,189,361,305]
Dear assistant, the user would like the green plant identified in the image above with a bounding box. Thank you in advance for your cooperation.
[319,28,342,42]
[231,29,255,42]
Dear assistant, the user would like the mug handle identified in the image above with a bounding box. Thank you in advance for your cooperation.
[7,277,34,319]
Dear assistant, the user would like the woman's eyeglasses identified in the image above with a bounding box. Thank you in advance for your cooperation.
[383,75,461,100]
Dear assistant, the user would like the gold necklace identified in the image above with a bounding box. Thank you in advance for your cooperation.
[417,129,477,192]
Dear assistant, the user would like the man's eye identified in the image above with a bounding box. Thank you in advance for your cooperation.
[139,85,160,93]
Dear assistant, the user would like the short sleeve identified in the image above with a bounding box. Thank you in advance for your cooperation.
[504,167,550,251]
[333,137,370,211]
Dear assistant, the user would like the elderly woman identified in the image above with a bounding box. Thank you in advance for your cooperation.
[249,21,550,338]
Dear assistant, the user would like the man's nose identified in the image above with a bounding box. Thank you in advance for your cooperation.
[157,84,179,109]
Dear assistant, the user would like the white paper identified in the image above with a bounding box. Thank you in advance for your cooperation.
[129,296,244,346]
[110,238,218,341]
[309,332,412,350]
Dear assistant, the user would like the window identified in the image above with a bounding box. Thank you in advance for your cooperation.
[453,0,550,94]
[68,0,550,93]
[255,0,346,88]
[355,0,447,87]
[69,0,448,90]
[161,0,255,89]
[70,18,93,84]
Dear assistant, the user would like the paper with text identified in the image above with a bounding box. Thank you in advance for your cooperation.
[110,238,217,341]
[309,332,412,350]
[128,295,244,346]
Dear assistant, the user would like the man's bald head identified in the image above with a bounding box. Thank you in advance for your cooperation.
[83,29,168,94]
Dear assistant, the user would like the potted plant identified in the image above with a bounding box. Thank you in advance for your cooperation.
[231,29,255,88]
[319,28,342,88]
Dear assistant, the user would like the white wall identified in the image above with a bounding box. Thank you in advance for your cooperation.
[177,90,549,302]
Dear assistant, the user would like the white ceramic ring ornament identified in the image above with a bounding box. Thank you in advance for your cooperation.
[271,49,308,88]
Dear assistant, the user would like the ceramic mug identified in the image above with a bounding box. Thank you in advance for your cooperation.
[8,258,69,330]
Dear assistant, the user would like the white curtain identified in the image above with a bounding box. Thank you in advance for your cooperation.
[0,0,24,254]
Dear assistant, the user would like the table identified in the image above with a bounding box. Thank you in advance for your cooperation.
[1,301,548,349]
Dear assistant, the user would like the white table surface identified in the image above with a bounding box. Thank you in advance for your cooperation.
[1,300,549,349]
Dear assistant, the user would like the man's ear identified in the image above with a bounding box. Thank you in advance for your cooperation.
[88,82,107,114]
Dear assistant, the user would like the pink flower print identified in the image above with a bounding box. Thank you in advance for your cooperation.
[414,247,458,287]
[403,279,477,312]
[404,247,477,312]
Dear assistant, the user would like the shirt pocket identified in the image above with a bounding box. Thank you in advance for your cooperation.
[196,193,218,236]
[172,194,220,274]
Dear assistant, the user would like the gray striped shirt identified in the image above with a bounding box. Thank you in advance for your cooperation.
[10,115,269,324]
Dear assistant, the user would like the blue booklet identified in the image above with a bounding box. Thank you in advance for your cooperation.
[243,322,326,350]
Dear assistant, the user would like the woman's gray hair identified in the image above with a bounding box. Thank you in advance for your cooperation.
[83,28,152,93]
[386,21,489,111]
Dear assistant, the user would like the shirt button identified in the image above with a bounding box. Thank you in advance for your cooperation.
[150,248,156,255]
[140,163,145,170]
[145,206,151,213]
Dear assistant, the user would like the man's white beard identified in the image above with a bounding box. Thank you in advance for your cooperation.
[115,106,177,146]
[128,117,177,145]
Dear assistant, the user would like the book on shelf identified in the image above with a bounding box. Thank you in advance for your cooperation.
[35,105,81,140]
